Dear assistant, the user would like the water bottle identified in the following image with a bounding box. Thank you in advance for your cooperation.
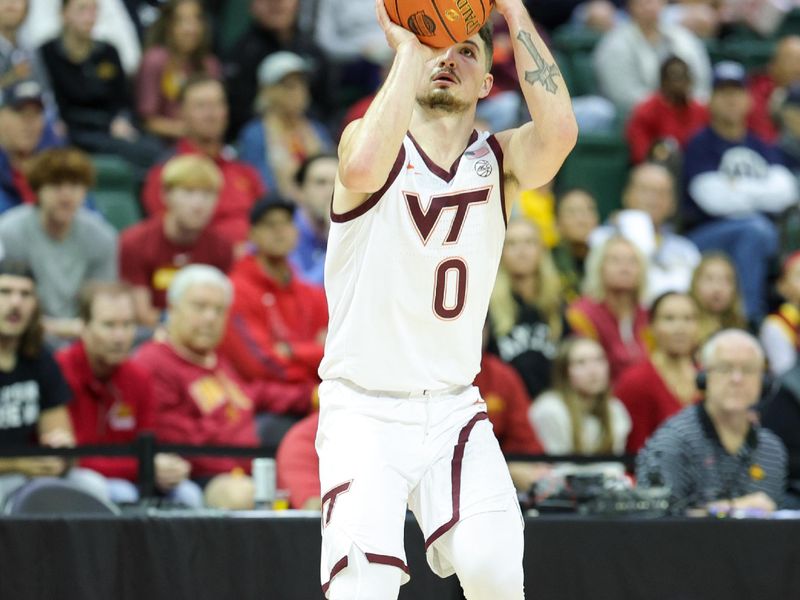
[252,458,276,509]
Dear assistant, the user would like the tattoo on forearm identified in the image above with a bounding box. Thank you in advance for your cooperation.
[517,30,560,94]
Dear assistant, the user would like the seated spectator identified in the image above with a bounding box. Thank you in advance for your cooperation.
[120,154,233,328]
[133,265,313,507]
[593,0,712,114]
[0,259,108,505]
[626,55,708,164]
[0,79,62,213]
[22,0,141,76]
[0,147,117,342]
[637,329,787,513]
[0,0,57,114]
[530,337,631,455]
[224,0,330,138]
[219,196,324,442]
[690,252,747,344]
[683,61,798,323]
[552,187,600,302]
[748,35,800,143]
[277,347,547,509]
[591,163,701,302]
[760,251,800,376]
[615,291,701,453]
[761,357,800,508]
[237,51,333,201]
[567,235,650,382]
[777,83,800,173]
[38,0,161,171]
[141,75,265,248]
[136,0,221,141]
[289,153,336,285]
[488,218,564,399]
[56,282,202,506]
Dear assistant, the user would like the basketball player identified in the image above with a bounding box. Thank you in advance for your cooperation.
[317,0,577,598]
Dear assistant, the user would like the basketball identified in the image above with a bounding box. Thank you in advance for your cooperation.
[384,0,494,49]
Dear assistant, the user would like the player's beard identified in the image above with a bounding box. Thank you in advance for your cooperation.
[416,88,470,114]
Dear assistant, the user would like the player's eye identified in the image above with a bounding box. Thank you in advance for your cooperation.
[462,48,474,57]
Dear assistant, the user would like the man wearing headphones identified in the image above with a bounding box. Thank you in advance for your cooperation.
[636,328,787,513]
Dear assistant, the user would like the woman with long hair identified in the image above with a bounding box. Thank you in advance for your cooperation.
[529,337,631,455]
[566,234,650,383]
[488,217,564,399]
[137,0,221,140]
[615,291,701,453]
[689,252,746,344]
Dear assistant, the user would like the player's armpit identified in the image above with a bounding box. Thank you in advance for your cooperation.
[493,123,575,192]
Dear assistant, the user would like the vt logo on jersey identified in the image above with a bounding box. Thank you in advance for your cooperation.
[404,188,491,245]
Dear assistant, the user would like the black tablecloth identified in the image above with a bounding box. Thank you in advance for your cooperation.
[0,513,798,600]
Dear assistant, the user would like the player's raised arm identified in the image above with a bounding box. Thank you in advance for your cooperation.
[335,1,436,207]
[494,0,578,191]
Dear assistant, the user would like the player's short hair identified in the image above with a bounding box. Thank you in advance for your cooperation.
[162,154,223,191]
[27,147,95,193]
[167,264,233,307]
[478,20,494,72]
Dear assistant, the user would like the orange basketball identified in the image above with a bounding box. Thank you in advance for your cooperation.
[385,0,494,49]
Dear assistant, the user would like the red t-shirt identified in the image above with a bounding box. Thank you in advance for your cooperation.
[276,411,319,509]
[119,217,233,310]
[614,359,699,453]
[474,353,543,455]
[626,93,709,164]
[56,341,155,481]
[141,139,265,244]
[219,255,327,384]
[133,340,260,478]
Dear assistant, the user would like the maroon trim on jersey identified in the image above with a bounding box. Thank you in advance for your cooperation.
[424,411,490,551]
[321,556,349,594]
[486,135,508,227]
[407,130,479,183]
[365,553,411,574]
[330,146,406,223]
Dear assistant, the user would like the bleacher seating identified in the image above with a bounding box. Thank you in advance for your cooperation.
[92,155,142,231]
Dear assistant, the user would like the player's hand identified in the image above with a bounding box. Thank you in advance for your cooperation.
[375,0,435,59]
[492,0,524,18]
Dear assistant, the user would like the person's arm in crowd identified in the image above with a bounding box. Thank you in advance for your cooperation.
[759,318,798,377]
[276,414,322,509]
[248,379,316,416]
[688,164,798,217]
[492,0,577,200]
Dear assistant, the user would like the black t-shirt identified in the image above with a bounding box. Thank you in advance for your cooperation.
[488,298,566,400]
[0,348,71,446]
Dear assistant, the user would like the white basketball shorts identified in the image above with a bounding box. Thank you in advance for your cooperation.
[316,378,520,595]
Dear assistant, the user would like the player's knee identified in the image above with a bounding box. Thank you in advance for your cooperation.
[456,549,524,600]
[204,473,255,510]
[327,545,404,600]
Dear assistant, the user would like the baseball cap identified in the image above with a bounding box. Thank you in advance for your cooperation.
[257,51,310,87]
[712,61,746,89]
[0,80,44,110]
[249,195,296,224]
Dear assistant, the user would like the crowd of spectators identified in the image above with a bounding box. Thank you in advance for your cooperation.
[1,0,800,514]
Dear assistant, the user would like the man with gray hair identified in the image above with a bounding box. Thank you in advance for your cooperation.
[637,328,787,513]
[133,264,312,508]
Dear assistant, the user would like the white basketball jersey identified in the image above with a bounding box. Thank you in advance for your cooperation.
[319,130,508,392]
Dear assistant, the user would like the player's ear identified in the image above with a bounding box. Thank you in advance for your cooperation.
[478,73,494,100]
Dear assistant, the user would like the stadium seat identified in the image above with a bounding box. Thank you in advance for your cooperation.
[92,155,142,231]
[556,131,629,220]
[219,0,252,53]
[2,477,120,516]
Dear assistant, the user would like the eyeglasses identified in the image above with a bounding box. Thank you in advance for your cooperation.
[707,364,762,377]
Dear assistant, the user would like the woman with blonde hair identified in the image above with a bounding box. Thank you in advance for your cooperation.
[689,252,746,344]
[566,234,650,383]
[530,337,631,455]
[488,218,564,399]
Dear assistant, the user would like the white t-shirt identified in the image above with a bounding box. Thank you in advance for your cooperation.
[529,390,632,455]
